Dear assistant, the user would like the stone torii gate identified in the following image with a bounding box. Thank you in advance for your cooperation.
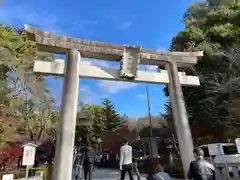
[25,25,203,180]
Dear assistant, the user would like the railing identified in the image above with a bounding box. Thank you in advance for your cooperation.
[215,163,240,180]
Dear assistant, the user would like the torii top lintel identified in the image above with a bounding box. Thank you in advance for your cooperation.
[24,24,203,67]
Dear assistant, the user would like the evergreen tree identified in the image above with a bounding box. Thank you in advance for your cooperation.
[167,0,240,141]
[102,98,122,131]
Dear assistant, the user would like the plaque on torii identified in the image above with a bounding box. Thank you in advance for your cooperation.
[24,24,203,180]
[120,46,142,79]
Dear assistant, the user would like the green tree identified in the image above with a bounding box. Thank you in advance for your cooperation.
[102,98,122,131]
[75,99,123,146]
[75,103,104,145]
[0,25,55,116]
[161,101,181,156]
[168,0,240,142]
[232,97,240,119]
[0,25,35,116]
[0,24,36,77]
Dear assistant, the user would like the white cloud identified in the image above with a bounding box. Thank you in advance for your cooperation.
[120,21,134,30]
[82,58,119,69]
[79,84,108,104]
[79,85,95,104]
[139,65,158,72]
[145,65,158,72]
[118,15,136,31]
[157,45,168,52]
[81,59,138,94]
[97,80,137,94]
[0,4,62,33]
[135,94,147,99]
[91,60,110,68]
[54,58,113,69]
[53,58,137,95]
[101,10,136,31]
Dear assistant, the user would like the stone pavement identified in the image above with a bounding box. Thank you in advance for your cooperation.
[73,168,183,180]
[91,168,146,180]
[72,168,146,180]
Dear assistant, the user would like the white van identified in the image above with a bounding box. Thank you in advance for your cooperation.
[198,143,238,158]
[198,143,240,175]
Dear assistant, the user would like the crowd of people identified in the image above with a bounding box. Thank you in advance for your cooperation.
[73,138,216,180]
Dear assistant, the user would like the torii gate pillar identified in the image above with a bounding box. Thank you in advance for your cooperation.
[166,61,194,179]
[52,49,80,180]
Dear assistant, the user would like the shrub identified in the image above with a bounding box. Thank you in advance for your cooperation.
[0,165,47,180]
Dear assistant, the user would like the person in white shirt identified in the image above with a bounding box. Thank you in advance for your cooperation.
[120,138,134,180]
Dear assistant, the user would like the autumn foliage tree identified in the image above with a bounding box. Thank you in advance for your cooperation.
[0,24,57,145]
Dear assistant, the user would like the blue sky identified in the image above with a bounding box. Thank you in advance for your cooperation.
[0,0,196,117]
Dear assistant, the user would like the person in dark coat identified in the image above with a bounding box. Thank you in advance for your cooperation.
[82,145,95,180]
[132,158,140,180]
[188,147,216,180]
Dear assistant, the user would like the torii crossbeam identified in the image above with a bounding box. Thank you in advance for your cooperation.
[25,25,203,180]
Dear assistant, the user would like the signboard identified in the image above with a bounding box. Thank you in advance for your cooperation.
[208,144,224,156]
[2,174,13,180]
[235,138,240,153]
[22,144,36,166]
[120,46,142,79]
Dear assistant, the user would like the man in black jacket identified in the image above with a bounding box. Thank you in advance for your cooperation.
[82,145,95,180]
[188,147,216,180]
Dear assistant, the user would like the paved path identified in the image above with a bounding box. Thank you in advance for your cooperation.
[72,168,146,180]
[92,168,146,180]
[73,168,183,180]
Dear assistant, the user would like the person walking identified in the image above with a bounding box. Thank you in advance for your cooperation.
[132,158,140,180]
[82,144,95,180]
[188,147,216,180]
[73,149,83,180]
[119,138,134,180]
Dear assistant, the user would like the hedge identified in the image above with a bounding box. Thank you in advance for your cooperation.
[0,165,48,180]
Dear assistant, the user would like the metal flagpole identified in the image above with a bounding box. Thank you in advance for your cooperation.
[24,68,29,180]
[144,66,153,158]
